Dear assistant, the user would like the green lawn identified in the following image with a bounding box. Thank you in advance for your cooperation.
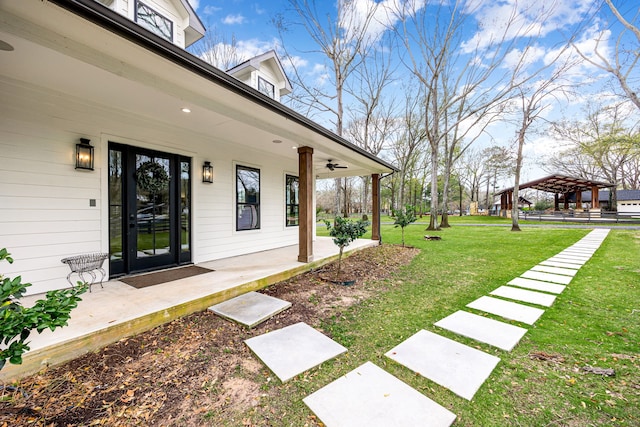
[280,224,639,426]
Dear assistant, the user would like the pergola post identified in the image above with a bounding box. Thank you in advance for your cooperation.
[371,173,381,242]
[554,193,560,211]
[591,186,600,209]
[563,193,569,210]
[576,191,582,210]
[297,146,314,262]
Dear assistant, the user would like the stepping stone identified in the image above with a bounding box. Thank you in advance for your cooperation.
[208,291,291,328]
[521,270,572,285]
[508,277,565,294]
[562,249,594,255]
[557,252,590,259]
[435,310,527,351]
[546,256,585,266]
[531,265,578,276]
[245,322,346,382]
[539,260,580,270]
[303,361,456,427]
[385,330,500,400]
[467,296,545,325]
[490,286,557,307]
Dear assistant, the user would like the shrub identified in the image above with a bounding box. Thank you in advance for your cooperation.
[324,217,368,277]
[1,248,88,371]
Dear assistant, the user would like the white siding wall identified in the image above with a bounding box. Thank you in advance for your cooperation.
[0,118,103,295]
[0,83,301,295]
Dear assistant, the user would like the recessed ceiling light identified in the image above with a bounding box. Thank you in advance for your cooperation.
[181,107,191,113]
[272,139,282,144]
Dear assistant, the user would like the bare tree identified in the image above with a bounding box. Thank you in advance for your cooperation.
[572,0,640,110]
[188,24,244,70]
[391,0,542,230]
[275,0,381,216]
[508,44,580,231]
[343,33,398,213]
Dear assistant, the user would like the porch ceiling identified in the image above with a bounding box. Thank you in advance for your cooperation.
[0,0,395,178]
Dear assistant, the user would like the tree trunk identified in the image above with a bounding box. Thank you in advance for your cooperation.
[427,144,440,231]
[440,161,451,228]
[512,129,526,231]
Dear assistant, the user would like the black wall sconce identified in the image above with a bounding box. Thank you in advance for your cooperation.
[202,161,213,183]
[75,138,94,170]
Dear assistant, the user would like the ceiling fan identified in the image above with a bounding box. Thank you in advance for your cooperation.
[326,160,348,171]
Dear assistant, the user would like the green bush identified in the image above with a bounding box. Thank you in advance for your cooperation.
[1,248,88,371]
[324,217,369,277]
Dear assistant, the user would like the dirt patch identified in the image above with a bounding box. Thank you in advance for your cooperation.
[0,244,419,426]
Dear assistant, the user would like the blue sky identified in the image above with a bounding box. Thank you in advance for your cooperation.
[186,0,638,183]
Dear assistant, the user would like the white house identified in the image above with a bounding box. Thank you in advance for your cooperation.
[0,0,395,295]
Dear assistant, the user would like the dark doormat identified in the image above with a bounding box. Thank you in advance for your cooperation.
[121,265,214,289]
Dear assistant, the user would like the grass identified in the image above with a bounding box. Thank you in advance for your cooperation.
[230,224,639,426]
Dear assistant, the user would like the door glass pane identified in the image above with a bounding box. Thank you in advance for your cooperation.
[180,160,190,254]
[109,149,123,260]
[136,155,171,257]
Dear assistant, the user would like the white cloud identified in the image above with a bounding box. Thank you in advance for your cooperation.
[502,44,547,70]
[203,5,221,15]
[223,14,246,25]
[187,0,199,11]
[461,0,594,54]
[282,55,309,74]
[338,0,427,47]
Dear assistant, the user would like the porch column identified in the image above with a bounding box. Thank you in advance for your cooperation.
[298,146,314,262]
[591,186,599,209]
[554,193,560,211]
[371,173,381,242]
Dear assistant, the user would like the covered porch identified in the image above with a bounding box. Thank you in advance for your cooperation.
[1,237,377,382]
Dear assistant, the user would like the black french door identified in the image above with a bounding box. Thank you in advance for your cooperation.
[109,143,191,277]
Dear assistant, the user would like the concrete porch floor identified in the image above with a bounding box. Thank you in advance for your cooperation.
[1,237,377,382]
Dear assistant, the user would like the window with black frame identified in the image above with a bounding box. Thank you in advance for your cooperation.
[258,76,275,99]
[135,1,173,42]
[236,165,260,230]
[286,174,299,226]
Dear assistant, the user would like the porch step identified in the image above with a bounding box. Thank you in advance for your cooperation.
[208,291,291,328]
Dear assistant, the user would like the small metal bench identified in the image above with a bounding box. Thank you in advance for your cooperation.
[61,253,108,292]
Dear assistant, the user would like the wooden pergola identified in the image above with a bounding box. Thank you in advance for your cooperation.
[495,174,615,212]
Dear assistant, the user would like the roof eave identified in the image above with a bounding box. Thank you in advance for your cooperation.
[48,0,397,172]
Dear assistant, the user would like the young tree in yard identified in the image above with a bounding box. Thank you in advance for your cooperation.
[392,205,417,247]
[1,248,87,371]
[324,217,368,278]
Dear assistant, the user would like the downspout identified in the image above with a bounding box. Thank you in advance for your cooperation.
[376,171,395,245]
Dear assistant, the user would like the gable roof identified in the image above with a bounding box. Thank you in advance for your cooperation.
[177,0,205,47]
[497,174,614,195]
[227,50,293,96]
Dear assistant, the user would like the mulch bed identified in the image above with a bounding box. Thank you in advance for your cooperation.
[0,244,419,427]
